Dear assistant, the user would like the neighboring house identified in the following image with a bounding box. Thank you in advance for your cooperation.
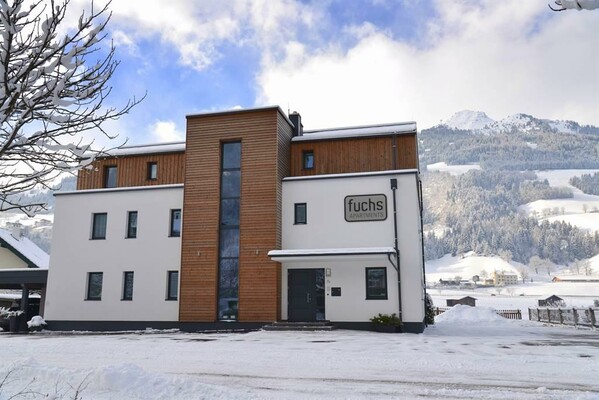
[538,295,566,307]
[446,296,477,307]
[493,270,518,286]
[0,227,49,320]
[0,227,49,269]
[44,107,427,333]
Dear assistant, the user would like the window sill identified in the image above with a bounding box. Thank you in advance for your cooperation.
[90,238,106,240]
[85,298,102,301]
[121,299,133,301]
[125,237,137,239]
[165,298,178,301]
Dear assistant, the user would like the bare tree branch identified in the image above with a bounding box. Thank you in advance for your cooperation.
[0,0,144,215]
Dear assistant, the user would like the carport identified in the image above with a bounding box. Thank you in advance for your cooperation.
[0,268,48,320]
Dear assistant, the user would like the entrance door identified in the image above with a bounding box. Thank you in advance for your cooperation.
[288,269,325,322]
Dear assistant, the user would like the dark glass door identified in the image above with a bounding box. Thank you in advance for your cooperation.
[288,269,325,322]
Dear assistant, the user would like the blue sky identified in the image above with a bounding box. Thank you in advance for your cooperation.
[68,0,598,144]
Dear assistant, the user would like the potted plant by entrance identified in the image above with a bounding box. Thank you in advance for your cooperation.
[370,313,402,333]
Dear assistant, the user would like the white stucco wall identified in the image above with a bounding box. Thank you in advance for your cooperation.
[44,185,183,321]
[280,172,425,323]
[0,247,28,269]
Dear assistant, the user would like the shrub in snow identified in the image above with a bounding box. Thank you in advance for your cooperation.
[425,293,435,326]
[370,313,402,326]
[27,315,47,329]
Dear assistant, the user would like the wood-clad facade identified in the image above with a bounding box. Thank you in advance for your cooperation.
[290,134,417,177]
[77,152,185,190]
[180,107,292,322]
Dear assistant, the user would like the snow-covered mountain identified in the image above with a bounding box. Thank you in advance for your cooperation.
[443,110,495,131]
[439,110,598,135]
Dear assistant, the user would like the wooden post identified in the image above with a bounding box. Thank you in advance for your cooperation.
[547,308,551,324]
[589,308,597,328]
[573,308,578,326]
[558,308,563,325]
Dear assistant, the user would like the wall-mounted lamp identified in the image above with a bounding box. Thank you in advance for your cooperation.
[326,268,332,277]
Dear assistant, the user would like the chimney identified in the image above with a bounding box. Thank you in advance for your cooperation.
[289,111,303,137]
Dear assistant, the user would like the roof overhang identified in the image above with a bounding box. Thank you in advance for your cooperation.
[268,247,396,262]
[0,268,48,290]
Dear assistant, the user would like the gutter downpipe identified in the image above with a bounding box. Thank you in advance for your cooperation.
[390,132,402,323]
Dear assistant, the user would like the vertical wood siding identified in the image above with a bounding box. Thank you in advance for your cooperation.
[289,134,417,176]
[180,108,291,322]
[77,152,185,190]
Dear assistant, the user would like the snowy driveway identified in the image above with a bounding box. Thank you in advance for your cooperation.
[0,311,598,399]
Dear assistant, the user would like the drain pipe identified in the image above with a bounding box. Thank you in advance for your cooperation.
[390,178,402,323]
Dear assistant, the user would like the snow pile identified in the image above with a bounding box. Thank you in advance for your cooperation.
[435,305,505,324]
[27,315,46,328]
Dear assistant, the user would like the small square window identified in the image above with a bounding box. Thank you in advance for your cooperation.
[170,209,182,237]
[126,211,138,239]
[147,162,158,180]
[122,271,134,300]
[294,203,307,225]
[167,271,179,300]
[91,213,107,240]
[104,166,117,188]
[303,151,314,170]
[366,267,388,300]
[86,272,103,300]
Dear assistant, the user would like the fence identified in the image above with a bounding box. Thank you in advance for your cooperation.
[433,307,522,320]
[528,307,598,328]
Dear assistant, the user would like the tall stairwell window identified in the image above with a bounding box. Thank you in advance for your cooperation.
[218,141,241,321]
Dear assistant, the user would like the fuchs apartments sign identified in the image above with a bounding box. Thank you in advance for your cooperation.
[344,194,387,222]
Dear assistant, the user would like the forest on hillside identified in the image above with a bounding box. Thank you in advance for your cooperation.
[420,124,599,269]
[419,126,599,171]
[570,172,599,196]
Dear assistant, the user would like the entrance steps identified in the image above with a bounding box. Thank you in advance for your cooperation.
[262,321,336,331]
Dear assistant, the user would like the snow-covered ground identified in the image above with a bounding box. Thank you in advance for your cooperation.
[426,253,519,282]
[1,307,598,399]
[426,162,481,175]
[519,169,599,231]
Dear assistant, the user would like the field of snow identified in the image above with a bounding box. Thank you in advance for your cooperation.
[426,253,520,282]
[1,308,598,399]
[519,169,599,231]
[426,162,481,175]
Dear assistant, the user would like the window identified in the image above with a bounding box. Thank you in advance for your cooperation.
[294,203,307,224]
[104,166,117,188]
[147,162,158,180]
[86,272,103,300]
[218,142,241,321]
[303,151,314,170]
[167,271,179,300]
[126,211,138,239]
[170,209,181,237]
[91,213,107,240]
[122,271,134,300]
[366,267,388,300]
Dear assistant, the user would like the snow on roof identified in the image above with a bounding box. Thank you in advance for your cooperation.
[293,122,416,142]
[99,142,185,157]
[268,247,395,259]
[0,229,49,269]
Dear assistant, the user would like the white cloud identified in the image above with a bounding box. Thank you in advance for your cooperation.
[257,0,599,129]
[149,120,184,143]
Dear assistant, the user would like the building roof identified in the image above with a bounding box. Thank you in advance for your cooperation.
[99,141,185,158]
[293,121,417,142]
[0,229,49,269]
